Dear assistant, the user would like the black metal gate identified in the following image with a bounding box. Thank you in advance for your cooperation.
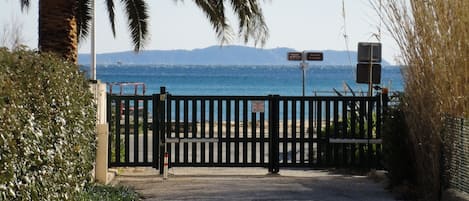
[107,87,387,173]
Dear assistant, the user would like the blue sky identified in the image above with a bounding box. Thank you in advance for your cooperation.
[1,0,398,64]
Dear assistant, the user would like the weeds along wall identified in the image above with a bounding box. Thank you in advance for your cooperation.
[0,49,96,200]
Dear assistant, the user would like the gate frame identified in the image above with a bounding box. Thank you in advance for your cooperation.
[106,87,389,174]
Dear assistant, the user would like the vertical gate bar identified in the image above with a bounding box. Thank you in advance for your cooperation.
[376,95,382,168]
[183,98,189,164]
[235,99,240,164]
[325,99,330,165]
[157,90,165,172]
[133,98,139,163]
[218,99,223,164]
[300,99,305,165]
[166,94,172,168]
[143,97,148,163]
[107,94,112,124]
[243,99,248,166]
[283,100,288,165]
[316,101,322,165]
[107,94,112,167]
[252,111,257,164]
[175,98,180,164]
[367,98,374,168]
[115,97,121,164]
[272,95,280,173]
[274,95,280,173]
[379,93,388,168]
[192,99,197,163]
[350,100,357,165]
[308,100,314,166]
[342,99,348,166]
[152,94,159,169]
[114,97,122,164]
[292,99,297,164]
[124,99,130,164]
[333,100,339,165]
[226,100,231,164]
[260,110,265,165]
[359,100,366,167]
[209,99,214,164]
[268,96,273,172]
[201,99,206,164]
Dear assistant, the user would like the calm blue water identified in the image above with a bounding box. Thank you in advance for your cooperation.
[85,64,403,96]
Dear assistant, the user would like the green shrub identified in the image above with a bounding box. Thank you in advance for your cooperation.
[382,93,416,187]
[0,49,96,200]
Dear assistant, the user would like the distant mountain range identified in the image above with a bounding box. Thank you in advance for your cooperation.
[78,45,391,66]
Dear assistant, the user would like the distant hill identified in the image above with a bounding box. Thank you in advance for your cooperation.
[78,45,391,66]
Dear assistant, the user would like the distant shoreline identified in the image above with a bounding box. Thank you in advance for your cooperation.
[78,45,394,66]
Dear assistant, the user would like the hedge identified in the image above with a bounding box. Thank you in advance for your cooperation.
[0,48,96,200]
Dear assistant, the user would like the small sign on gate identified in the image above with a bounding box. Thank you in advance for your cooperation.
[252,101,265,113]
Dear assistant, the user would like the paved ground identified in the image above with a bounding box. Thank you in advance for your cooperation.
[114,167,397,201]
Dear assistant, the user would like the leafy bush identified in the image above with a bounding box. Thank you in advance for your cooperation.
[0,49,96,200]
[382,94,415,186]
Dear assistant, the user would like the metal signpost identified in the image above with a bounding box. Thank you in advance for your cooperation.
[357,42,382,96]
[288,51,324,96]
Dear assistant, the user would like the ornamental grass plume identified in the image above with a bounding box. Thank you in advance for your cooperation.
[375,0,468,200]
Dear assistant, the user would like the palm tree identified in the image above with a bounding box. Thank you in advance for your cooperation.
[191,0,269,46]
[20,0,268,63]
[20,0,149,63]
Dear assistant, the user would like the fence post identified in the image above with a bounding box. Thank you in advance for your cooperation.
[159,87,166,174]
[269,95,280,173]
[382,89,389,117]
[377,90,389,169]
[152,93,159,169]
[91,81,110,184]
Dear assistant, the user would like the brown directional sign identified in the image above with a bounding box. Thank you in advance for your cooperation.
[306,52,323,61]
[287,52,303,61]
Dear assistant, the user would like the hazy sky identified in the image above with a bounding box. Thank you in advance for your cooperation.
[1,0,399,64]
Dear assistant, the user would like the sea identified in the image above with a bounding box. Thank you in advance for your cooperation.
[85,64,404,96]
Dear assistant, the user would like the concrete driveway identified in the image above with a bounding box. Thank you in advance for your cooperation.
[114,167,397,201]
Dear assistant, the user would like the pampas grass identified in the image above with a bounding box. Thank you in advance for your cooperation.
[373,0,468,200]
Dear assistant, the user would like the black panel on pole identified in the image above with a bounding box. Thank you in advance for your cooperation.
[357,42,381,63]
[356,63,381,84]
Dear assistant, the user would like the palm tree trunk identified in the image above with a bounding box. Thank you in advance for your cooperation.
[39,0,79,63]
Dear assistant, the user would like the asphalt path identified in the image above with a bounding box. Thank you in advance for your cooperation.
[115,167,396,201]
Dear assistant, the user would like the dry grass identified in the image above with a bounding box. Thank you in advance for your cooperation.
[373,0,468,200]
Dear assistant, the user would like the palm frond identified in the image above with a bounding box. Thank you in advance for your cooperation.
[229,0,269,46]
[106,0,117,37]
[77,0,92,43]
[19,0,30,12]
[194,0,233,44]
[120,0,149,51]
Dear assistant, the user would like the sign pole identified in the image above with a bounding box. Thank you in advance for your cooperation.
[301,61,307,97]
[368,45,373,96]
[287,51,323,97]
